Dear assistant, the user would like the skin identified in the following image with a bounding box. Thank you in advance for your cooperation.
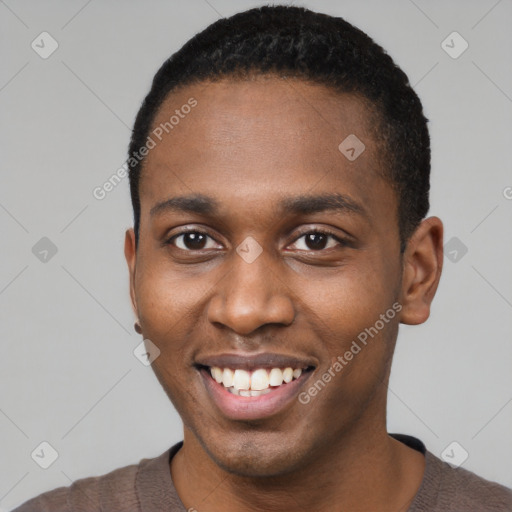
[124,77,443,511]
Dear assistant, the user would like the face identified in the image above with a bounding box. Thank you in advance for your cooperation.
[126,77,409,477]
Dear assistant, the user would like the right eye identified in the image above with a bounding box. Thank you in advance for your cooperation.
[166,230,221,252]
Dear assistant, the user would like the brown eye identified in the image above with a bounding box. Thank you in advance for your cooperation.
[168,231,218,251]
[289,230,346,252]
[304,232,329,250]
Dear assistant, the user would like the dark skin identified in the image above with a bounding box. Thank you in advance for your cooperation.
[124,77,443,511]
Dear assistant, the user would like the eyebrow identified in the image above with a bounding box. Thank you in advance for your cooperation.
[150,192,366,218]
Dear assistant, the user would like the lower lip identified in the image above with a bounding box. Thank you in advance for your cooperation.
[200,368,312,421]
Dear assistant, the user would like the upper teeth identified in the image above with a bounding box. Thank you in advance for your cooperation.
[210,367,303,391]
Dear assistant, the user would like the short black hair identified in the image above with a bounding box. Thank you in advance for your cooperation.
[128,5,430,250]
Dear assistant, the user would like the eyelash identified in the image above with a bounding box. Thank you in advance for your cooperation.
[165,228,348,253]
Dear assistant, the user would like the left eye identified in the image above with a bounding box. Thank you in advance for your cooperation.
[289,231,344,251]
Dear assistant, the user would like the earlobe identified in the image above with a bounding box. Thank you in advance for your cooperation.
[399,217,443,325]
[124,228,138,316]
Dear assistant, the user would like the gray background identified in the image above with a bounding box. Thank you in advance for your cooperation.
[1,0,511,509]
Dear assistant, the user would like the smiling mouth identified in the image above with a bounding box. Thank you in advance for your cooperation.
[198,365,315,397]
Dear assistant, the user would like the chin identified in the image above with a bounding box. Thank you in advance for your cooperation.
[197,428,315,478]
[209,445,299,478]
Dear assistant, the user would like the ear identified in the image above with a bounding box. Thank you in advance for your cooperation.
[399,216,443,325]
[124,228,138,317]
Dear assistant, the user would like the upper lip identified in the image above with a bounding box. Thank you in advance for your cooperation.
[195,352,317,371]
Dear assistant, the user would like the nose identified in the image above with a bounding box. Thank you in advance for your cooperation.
[207,242,295,336]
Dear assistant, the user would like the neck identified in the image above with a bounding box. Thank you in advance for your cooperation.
[170,421,425,512]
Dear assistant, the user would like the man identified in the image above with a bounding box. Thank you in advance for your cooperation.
[14,5,512,511]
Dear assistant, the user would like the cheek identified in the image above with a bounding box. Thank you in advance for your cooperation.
[137,266,210,422]
[299,258,399,399]
[303,254,398,339]
[301,305,398,428]
[134,261,212,386]
[137,260,205,331]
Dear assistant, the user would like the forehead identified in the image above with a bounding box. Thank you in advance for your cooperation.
[150,77,376,156]
[139,77,393,227]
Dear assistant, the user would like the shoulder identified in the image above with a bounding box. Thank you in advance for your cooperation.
[443,460,512,509]
[12,458,143,512]
[412,451,512,511]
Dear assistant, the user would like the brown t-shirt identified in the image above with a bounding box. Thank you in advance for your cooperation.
[12,435,512,511]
